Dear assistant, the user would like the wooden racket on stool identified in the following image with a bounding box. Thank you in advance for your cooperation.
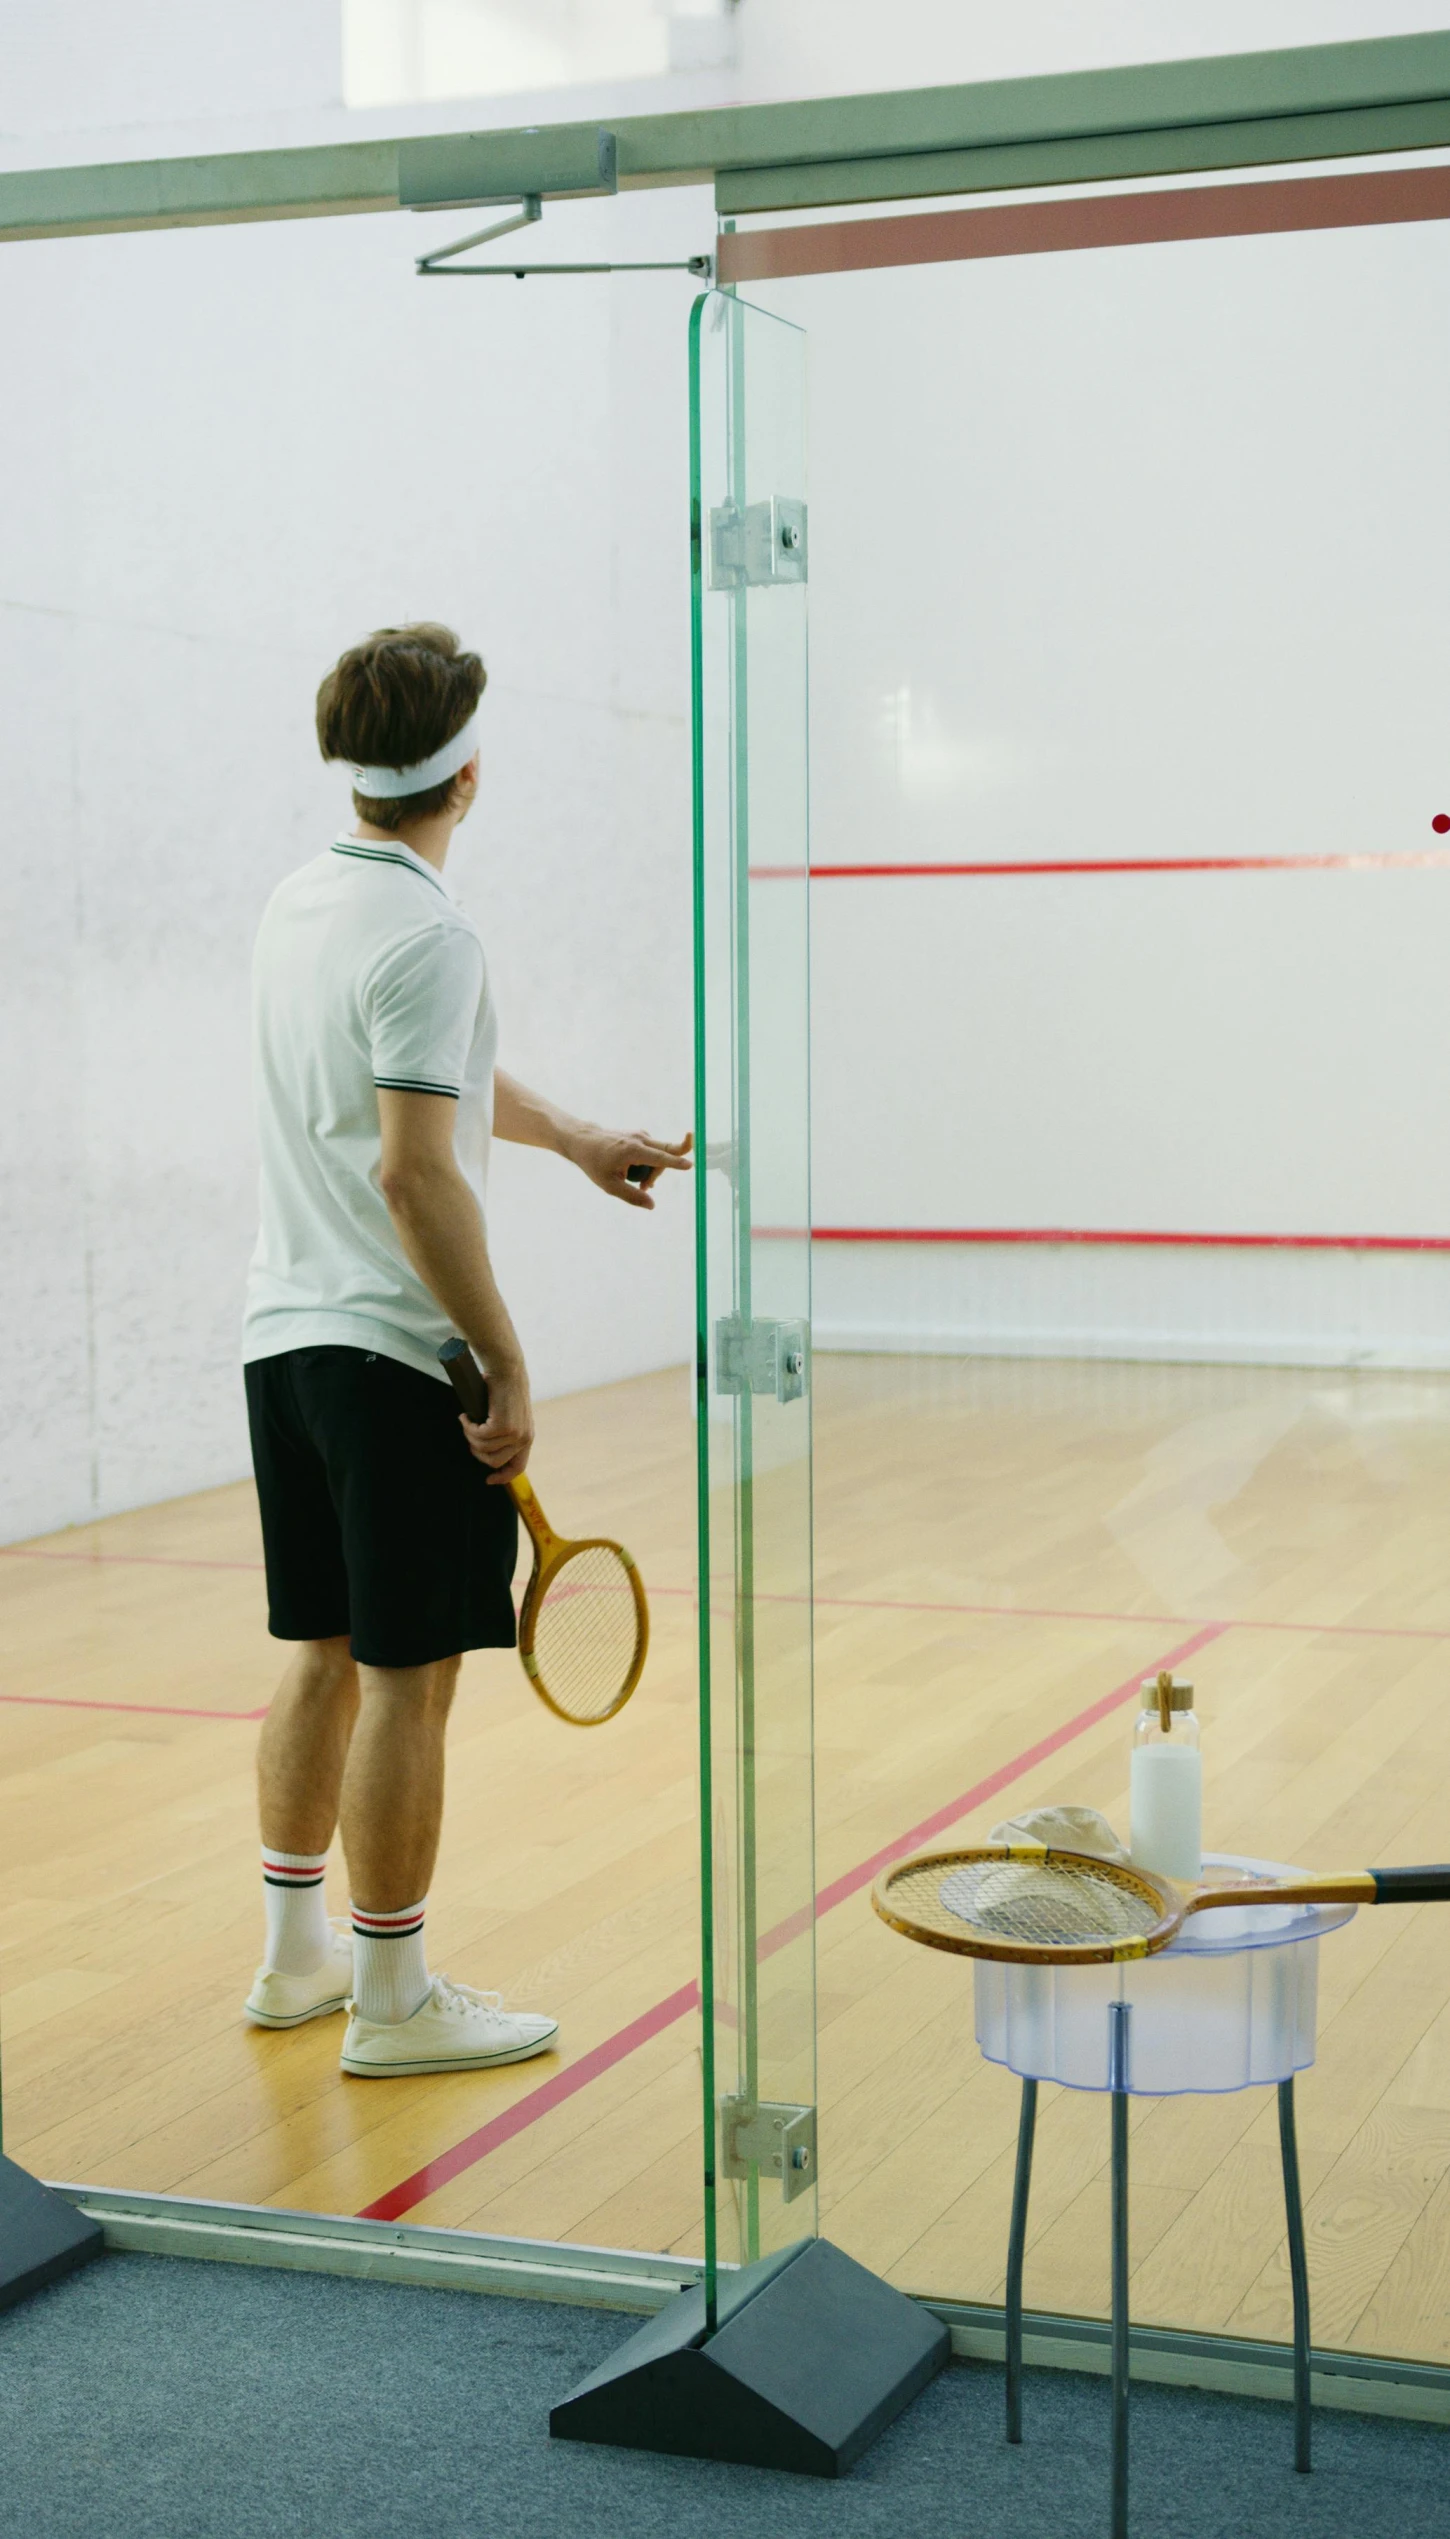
[439,1339,649,1725]
[873,1843,1450,1966]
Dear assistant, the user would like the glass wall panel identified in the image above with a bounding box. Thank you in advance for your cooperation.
[690,288,817,2296]
[749,211,1450,2371]
[0,208,704,2253]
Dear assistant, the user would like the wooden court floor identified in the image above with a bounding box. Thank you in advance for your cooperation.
[3,1353,1450,2367]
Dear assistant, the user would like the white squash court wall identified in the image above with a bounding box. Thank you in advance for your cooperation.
[755,210,1450,1371]
[0,32,707,1541]
[6,1,1450,1544]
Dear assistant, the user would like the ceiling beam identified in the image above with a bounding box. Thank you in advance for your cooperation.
[717,96,1450,217]
[0,141,400,244]
[3,31,1450,247]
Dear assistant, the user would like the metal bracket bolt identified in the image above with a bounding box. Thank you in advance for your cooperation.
[721,2098,817,2204]
[715,1316,809,1404]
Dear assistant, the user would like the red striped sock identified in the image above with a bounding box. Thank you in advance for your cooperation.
[351,1899,430,2026]
[261,1847,332,1975]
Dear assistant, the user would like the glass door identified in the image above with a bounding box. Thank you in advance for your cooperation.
[690,288,816,2317]
[740,217,1450,2380]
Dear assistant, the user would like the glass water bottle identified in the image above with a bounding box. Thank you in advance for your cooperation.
[1130,1673,1202,1882]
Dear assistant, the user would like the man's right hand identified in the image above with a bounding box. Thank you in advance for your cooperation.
[459,1360,534,1485]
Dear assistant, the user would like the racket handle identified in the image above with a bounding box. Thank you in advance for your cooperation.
[1370,1864,1450,1903]
[627,1164,651,1185]
[438,1337,489,1423]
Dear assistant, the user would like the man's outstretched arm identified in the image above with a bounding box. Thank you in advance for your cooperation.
[493,1070,691,1210]
[377,1086,532,1482]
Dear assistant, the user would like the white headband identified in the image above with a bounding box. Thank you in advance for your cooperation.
[349,712,480,799]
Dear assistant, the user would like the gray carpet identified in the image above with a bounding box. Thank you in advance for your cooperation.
[0,2253,1442,2539]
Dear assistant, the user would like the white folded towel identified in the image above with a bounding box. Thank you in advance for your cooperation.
[988,1803,1128,1862]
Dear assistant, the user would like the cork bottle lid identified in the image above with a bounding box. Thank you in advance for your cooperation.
[1139,1674,1194,1711]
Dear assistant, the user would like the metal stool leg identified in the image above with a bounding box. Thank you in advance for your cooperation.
[1109,2002,1131,2539]
[1005,2077,1038,2443]
[1278,2078,1312,2473]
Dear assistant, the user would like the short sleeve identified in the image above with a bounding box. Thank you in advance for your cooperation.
[363,922,486,1100]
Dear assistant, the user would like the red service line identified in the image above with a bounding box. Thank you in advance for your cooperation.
[758,1226,1450,1252]
[0,1545,265,1573]
[647,1580,1450,1643]
[359,1623,1221,2225]
[359,1981,700,2224]
[4,1585,1435,1723]
[0,1691,267,1720]
[805,1590,1450,1645]
[763,1624,1224,1955]
[750,851,1450,881]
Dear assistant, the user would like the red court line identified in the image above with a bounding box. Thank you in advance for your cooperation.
[636,1581,1450,1643]
[358,1981,701,2224]
[0,1546,264,1573]
[759,1624,1226,1956]
[751,851,1450,880]
[1,1577,1437,1725]
[359,1623,1220,2223]
[807,1590,1450,1644]
[760,1225,1450,1251]
[0,1692,267,1720]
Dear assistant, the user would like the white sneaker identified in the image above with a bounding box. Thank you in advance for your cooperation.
[340,1975,560,2077]
[244,1929,354,2029]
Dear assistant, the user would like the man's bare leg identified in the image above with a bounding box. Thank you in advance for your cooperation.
[246,1638,360,2012]
[339,1656,461,1911]
[251,1650,456,2019]
[257,1636,360,1854]
[332,1655,558,2065]
[332,1657,460,2028]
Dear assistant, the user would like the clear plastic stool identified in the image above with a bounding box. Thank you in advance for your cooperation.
[973,1855,1356,2535]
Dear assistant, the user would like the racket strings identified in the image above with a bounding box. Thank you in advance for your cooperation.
[896,1856,1163,1951]
[527,1544,642,1722]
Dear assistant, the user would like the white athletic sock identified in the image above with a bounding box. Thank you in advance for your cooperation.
[261,1847,333,1975]
[351,1899,430,2026]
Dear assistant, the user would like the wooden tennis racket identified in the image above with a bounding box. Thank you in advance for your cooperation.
[874,1843,1450,1968]
[439,1339,648,1726]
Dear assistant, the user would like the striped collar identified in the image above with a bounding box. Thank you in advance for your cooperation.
[332,834,451,899]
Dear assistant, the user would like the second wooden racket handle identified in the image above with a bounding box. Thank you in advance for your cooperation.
[440,1338,538,1522]
[438,1337,489,1423]
[1371,1864,1450,1902]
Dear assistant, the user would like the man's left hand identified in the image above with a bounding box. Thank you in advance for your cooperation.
[570,1128,693,1208]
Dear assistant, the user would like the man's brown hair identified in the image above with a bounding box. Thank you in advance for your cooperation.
[316,623,486,831]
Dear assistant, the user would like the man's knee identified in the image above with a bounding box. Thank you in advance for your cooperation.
[422,1654,462,1715]
[297,1636,359,1697]
[358,1654,462,1712]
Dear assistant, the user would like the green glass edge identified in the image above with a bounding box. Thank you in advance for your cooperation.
[724,295,762,2265]
[686,287,717,2333]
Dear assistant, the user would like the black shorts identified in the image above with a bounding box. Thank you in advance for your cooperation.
[244,1346,518,1669]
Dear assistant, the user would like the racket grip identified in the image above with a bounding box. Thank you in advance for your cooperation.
[627,1164,651,1184]
[1370,1864,1450,1903]
[438,1337,489,1423]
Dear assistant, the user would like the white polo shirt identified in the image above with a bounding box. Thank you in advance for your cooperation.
[242,834,497,1383]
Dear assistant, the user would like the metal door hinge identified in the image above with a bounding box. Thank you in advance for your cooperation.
[721,2098,817,2203]
[715,1315,808,1404]
[708,496,807,590]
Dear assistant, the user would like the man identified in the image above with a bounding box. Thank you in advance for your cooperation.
[240,623,689,2076]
